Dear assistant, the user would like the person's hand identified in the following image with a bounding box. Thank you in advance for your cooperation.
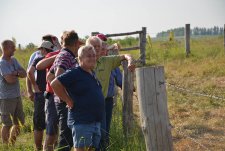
[33,85,41,93]
[114,43,121,50]
[66,100,74,109]
[128,63,136,72]
[27,90,34,102]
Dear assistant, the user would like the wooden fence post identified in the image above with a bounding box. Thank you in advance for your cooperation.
[18,44,21,51]
[136,66,173,151]
[122,61,134,136]
[224,24,225,50]
[140,27,146,65]
[185,24,191,56]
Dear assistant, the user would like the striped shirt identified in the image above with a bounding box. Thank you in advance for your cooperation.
[50,48,78,74]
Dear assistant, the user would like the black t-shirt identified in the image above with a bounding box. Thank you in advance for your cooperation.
[32,57,46,92]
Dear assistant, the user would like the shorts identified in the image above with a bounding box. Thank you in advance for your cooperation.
[68,122,101,148]
[45,93,58,135]
[33,92,45,131]
[0,97,25,126]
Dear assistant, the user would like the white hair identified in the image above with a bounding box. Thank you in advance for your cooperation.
[78,45,95,62]
[85,36,102,47]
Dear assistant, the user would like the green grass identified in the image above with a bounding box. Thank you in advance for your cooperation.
[108,99,146,151]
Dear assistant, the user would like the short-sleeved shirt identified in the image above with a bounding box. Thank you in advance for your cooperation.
[94,55,121,98]
[107,67,122,98]
[31,57,46,92]
[57,66,105,124]
[50,48,78,74]
[45,50,60,93]
[28,50,42,69]
[0,57,22,99]
[27,51,42,80]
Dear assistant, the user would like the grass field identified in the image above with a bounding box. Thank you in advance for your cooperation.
[0,35,225,150]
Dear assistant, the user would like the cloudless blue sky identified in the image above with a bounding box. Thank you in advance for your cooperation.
[0,0,224,46]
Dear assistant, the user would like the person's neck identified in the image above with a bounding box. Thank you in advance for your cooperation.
[65,46,77,57]
[1,54,11,61]
[81,66,92,74]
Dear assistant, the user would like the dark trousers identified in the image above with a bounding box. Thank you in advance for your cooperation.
[97,97,114,151]
[55,101,73,151]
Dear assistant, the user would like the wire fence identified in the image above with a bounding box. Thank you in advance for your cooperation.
[166,81,225,150]
[132,80,225,150]
[167,82,225,102]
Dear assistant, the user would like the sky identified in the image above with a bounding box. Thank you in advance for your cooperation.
[0,0,224,47]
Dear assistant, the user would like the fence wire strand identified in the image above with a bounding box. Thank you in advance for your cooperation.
[167,82,225,101]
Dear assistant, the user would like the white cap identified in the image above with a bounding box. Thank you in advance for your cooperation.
[38,41,54,50]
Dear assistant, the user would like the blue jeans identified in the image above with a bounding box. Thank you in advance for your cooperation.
[68,122,101,148]
[97,97,114,151]
[45,93,58,135]
[55,101,73,151]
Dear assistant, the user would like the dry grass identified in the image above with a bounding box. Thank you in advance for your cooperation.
[130,36,225,150]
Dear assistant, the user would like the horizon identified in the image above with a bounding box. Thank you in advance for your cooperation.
[0,0,224,47]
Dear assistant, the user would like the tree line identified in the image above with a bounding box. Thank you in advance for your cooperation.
[156,26,224,38]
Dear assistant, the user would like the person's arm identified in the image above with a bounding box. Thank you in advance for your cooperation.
[114,68,122,89]
[46,71,55,84]
[27,66,40,93]
[3,67,25,83]
[3,71,18,84]
[13,58,27,78]
[47,67,65,84]
[26,54,36,101]
[51,78,73,109]
[36,55,56,70]
[55,67,65,77]
[17,68,27,78]
[119,54,136,72]
[26,77,34,101]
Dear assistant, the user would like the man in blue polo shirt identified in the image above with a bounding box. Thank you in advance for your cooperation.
[51,45,104,150]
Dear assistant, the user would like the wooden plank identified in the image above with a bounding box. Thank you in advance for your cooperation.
[155,66,173,151]
[150,67,163,151]
[105,31,142,37]
[91,32,99,36]
[120,46,140,51]
[136,67,157,151]
[136,66,173,151]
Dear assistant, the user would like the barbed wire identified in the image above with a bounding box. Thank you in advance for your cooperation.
[173,125,211,151]
[167,83,225,102]
[132,81,225,102]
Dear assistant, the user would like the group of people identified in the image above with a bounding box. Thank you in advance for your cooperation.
[0,30,135,151]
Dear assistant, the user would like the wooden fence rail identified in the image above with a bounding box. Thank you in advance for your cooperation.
[91,27,146,65]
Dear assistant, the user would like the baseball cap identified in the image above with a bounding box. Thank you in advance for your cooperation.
[38,41,54,50]
[96,33,107,42]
